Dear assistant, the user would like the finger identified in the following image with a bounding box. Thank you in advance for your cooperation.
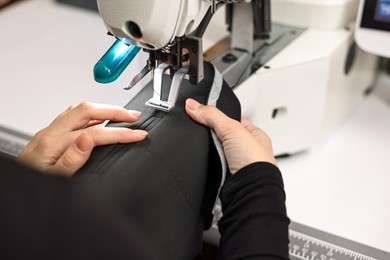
[185,98,238,133]
[49,102,142,133]
[241,118,257,132]
[241,117,271,143]
[51,124,148,148]
[84,119,106,128]
[84,126,148,147]
[241,118,265,136]
[51,103,79,122]
[68,103,78,110]
[49,133,94,177]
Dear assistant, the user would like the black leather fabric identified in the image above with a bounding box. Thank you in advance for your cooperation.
[75,62,241,260]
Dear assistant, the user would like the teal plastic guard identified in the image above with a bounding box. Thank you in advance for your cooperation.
[94,39,141,84]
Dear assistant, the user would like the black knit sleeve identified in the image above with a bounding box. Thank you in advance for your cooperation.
[217,162,290,260]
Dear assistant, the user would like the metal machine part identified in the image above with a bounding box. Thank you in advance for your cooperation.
[94,0,379,155]
[145,65,189,112]
[56,0,98,11]
[95,0,271,111]
[0,125,31,158]
[209,23,304,87]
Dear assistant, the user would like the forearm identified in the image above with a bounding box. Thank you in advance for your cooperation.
[217,162,290,260]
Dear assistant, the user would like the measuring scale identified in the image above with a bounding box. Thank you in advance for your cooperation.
[289,222,390,260]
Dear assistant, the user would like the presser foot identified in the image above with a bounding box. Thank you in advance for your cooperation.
[145,64,189,112]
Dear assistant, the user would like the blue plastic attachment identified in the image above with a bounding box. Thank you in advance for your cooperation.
[94,39,141,84]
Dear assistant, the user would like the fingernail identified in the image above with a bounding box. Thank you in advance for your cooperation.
[133,129,148,136]
[186,98,201,110]
[128,110,142,117]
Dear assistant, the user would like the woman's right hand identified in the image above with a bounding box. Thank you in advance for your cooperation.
[185,98,277,174]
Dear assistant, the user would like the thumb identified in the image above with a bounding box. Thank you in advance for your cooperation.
[185,98,233,132]
[51,133,94,177]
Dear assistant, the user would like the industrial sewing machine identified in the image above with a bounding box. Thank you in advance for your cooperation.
[75,1,382,258]
[92,0,379,156]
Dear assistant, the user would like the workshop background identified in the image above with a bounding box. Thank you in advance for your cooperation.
[0,0,389,259]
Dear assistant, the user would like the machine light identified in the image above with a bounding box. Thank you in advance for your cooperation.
[93,39,141,84]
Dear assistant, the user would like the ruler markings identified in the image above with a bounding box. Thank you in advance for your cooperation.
[289,230,377,260]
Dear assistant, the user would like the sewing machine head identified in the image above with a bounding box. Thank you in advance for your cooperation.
[93,0,270,112]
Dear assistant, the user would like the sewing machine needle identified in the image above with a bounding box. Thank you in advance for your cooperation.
[124,64,152,90]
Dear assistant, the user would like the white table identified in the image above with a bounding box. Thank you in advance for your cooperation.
[279,71,390,253]
[0,0,147,136]
[1,0,389,254]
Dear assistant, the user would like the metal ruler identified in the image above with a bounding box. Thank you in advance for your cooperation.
[0,125,31,158]
[289,222,390,260]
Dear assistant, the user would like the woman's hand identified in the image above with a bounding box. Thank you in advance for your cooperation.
[185,98,277,174]
[0,0,12,8]
[17,102,148,177]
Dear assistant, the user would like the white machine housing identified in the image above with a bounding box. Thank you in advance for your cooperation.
[233,0,379,155]
[97,0,379,156]
[97,0,211,50]
[355,0,390,58]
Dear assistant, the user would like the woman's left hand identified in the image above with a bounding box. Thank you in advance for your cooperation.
[17,102,148,177]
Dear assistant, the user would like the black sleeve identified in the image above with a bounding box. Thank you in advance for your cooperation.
[0,154,160,260]
[217,162,290,260]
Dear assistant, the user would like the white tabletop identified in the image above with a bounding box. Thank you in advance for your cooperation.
[279,72,390,252]
[0,0,148,136]
[1,0,390,254]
